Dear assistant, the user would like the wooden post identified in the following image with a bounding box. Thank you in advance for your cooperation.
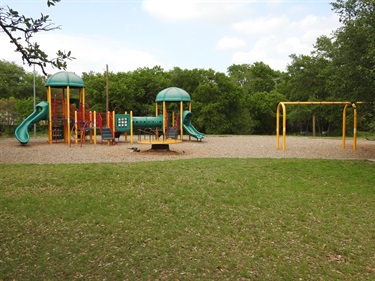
[106,64,109,113]
[312,113,316,137]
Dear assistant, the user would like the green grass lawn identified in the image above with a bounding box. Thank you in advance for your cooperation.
[1,159,374,280]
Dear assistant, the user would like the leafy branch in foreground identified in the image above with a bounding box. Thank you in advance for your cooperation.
[0,0,74,75]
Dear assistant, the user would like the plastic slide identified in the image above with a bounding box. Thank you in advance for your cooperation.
[15,101,49,145]
[182,110,204,140]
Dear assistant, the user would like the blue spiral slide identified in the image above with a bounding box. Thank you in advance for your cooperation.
[15,101,49,145]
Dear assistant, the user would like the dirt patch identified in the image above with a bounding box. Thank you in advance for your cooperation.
[1,135,374,164]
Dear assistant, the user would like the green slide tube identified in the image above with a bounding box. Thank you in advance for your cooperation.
[182,110,204,140]
[132,115,163,128]
[15,101,49,145]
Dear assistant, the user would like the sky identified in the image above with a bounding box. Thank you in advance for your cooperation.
[0,0,342,76]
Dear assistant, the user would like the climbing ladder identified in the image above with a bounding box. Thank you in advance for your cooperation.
[52,95,64,142]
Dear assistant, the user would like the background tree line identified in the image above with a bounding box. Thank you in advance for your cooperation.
[1,0,374,136]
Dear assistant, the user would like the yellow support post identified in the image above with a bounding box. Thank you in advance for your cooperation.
[89,111,93,143]
[275,102,287,151]
[353,103,357,151]
[276,102,281,150]
[180,101,183,140]
[342,104,349,149]
[130,111,133,144]
[163,101,166,139]
[66,86,71,144]
[47,86,52,144]
[275,101,359,151]
[94,111,97,145]
[74,110,78,144]
[107,111,110,145]
[81,88,85,122]
[124,111,128,142]
[281,102,287,151]
[188,102,192,141]
[112,111,116,143]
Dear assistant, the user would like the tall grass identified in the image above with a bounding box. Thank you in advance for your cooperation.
[1,159,374,280]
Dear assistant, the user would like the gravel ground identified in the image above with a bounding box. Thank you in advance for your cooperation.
[1,135,374,164]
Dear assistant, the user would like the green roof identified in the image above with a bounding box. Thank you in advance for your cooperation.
[44,71,85,88]
[155,87,191,102]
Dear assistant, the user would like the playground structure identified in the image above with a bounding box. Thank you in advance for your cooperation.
[15,71,204,146]
[276,101,365,151]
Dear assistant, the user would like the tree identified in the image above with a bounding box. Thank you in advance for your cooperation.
[248,90,286,134]
[330,0,375,102]
[0,0,74,76]
[0,59,45,99]
[188,69,255,134]
[83,66,171,116]
[130,66,170,115]
[286,53,331,101]
[227,62,281,95]
[0,60,25,99]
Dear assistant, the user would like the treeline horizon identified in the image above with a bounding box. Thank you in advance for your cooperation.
[1,0,374,135]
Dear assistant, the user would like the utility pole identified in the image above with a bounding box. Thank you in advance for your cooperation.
[33,64,36,137]
[106,64,109,113]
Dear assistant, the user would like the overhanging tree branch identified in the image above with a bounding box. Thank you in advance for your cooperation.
[0,0,74,76]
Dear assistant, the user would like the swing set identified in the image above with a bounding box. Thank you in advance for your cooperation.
[276,101,366,151]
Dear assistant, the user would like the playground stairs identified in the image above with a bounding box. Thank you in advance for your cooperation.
[52,121,64,141]
[167,127,179,139]
[101,127,115,144]
[52,97,64,142]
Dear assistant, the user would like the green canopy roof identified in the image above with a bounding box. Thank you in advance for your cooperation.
[44,71,85,88]
[155,87,191,102]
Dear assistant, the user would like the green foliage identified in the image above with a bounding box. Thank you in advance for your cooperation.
[169,67,202,92]
[0,60,45,100]
[228,62,281,95]
[1,159,374,280]
[83,66,170,116]
[192,70,237,133]
[0,0,73,75]
[287,0,374,103]
[3,0,375,136]
[2,0,374,136]
[330,0,375,102]
[0,96,41,135]
[249,91,286,134]
[284,0,375,134]
[131,66,170,115]
[14,97,36,121]
[83,67,256,134]
[227,62,284,134]
[287,54,332,101]
[0,98,17,135]
[81,72,106,112]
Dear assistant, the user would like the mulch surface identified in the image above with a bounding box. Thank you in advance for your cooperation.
[1,135,374,164]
